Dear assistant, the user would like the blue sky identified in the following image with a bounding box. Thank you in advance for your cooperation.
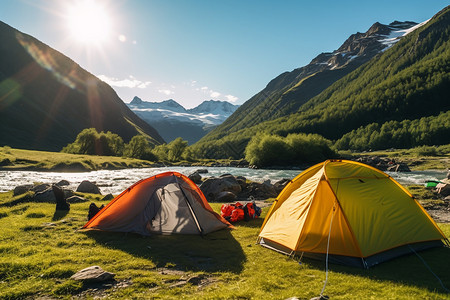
[1,0,448,108]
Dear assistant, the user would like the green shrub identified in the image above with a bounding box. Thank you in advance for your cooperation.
[245,134,291,167]
[245,133,335,167]
[411,145,438,156]
[62,128,125,156]
[168,137,188,161]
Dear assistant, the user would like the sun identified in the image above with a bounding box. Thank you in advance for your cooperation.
[65,0,113,45]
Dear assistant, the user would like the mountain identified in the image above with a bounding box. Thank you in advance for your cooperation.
[127,97,239,144]
[205,20,422,139]
[0,21,164,151]
[193,6,450,158]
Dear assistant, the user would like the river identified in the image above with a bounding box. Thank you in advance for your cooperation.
[0,167,447,195]
[0,167,447,194]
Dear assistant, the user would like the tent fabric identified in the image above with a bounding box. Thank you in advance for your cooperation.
[83,172,232,235]
[258,159,449,268]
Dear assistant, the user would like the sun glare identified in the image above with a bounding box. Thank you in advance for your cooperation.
[65,0,112,45]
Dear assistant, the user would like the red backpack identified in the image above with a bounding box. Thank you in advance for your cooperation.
[221,201,261,223]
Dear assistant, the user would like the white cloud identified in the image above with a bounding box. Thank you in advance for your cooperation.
[225,94,238,102]
[190,80,238,102]
[159,89,175,96]
[98,75,151,89]
[210,91,221,98]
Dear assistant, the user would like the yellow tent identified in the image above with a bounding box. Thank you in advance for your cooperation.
[258,160,448,268]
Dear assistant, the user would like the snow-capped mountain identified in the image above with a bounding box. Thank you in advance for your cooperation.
[127,97,239,144]
[309,21,422,71]
[205,20,425,139]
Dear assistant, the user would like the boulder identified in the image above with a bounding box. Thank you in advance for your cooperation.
[70,266,115,282]
[243,181,277,200]
[356,156,397,171]
[436,182,450,197]
[200,175,241,202]
[56,180,70,186]
[34,188,56,203]
[88,203,105,220]
[216,191,237,202]
[274,179,291,193]
[188,171,202,184]
[102,193,114,201]
[13,184,33,196]
[0,158,11,166]
[387,163,411,172]
[63,189,74,199]
[236,181,274,200]
[66,195,87,203]
[32,183,51,193]
[53,184,70,211]
[236,176,248,190]
[196,169,208,174]
[76,180,101,194]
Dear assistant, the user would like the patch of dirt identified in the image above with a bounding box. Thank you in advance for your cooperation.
[253,200,272,208]
[72,279,133,299]
[148,268,220,292]
[31,279,133,300]
[426,207,450,223]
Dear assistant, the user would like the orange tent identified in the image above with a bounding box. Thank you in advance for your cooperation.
[83,172,232,235]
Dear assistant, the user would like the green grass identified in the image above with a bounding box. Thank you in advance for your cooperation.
[0,146,243,171]
[339,146,449,171]
[0,146,157,171]
[0,192,449,299]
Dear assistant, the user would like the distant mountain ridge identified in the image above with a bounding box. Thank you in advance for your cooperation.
[0,21,164,151]
[193,6,450,158]
[127,97,239,144]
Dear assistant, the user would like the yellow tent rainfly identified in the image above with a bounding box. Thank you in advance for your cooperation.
[257,159,449,268]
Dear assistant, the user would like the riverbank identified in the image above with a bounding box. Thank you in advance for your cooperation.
[1,146,449,172]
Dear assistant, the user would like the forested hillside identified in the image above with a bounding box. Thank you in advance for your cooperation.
[192,6,450,159]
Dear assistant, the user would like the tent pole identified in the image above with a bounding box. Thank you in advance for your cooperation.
[174,175,204,235]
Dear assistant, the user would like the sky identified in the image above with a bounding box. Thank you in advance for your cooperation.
[0,1,448,108]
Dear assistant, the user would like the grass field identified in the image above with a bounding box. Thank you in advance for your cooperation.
[0,191,449,299]
[339,146,450,171]
[0,147,155,171]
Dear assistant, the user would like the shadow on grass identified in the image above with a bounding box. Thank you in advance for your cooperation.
[52,209,69,221]
[84,228,245,274]
[302,246,450,294]
[232,217,264,228]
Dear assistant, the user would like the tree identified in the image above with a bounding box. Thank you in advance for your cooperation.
[73,128,98,154]
[168,137,188,161]
[124,135,152,159]
[61,128,125,156]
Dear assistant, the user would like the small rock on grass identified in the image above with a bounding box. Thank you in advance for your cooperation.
[71,266,115,282]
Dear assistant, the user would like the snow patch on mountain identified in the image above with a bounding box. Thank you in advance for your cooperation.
[309,21,421,70]
[379,20,430,49]
[129,97,238,126]
[127,97,239,143]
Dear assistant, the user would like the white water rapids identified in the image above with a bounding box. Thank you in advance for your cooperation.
[0,167,446,195]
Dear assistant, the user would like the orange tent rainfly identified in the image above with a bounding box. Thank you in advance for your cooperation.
[83,172,232,235]
[257,160,449,268]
